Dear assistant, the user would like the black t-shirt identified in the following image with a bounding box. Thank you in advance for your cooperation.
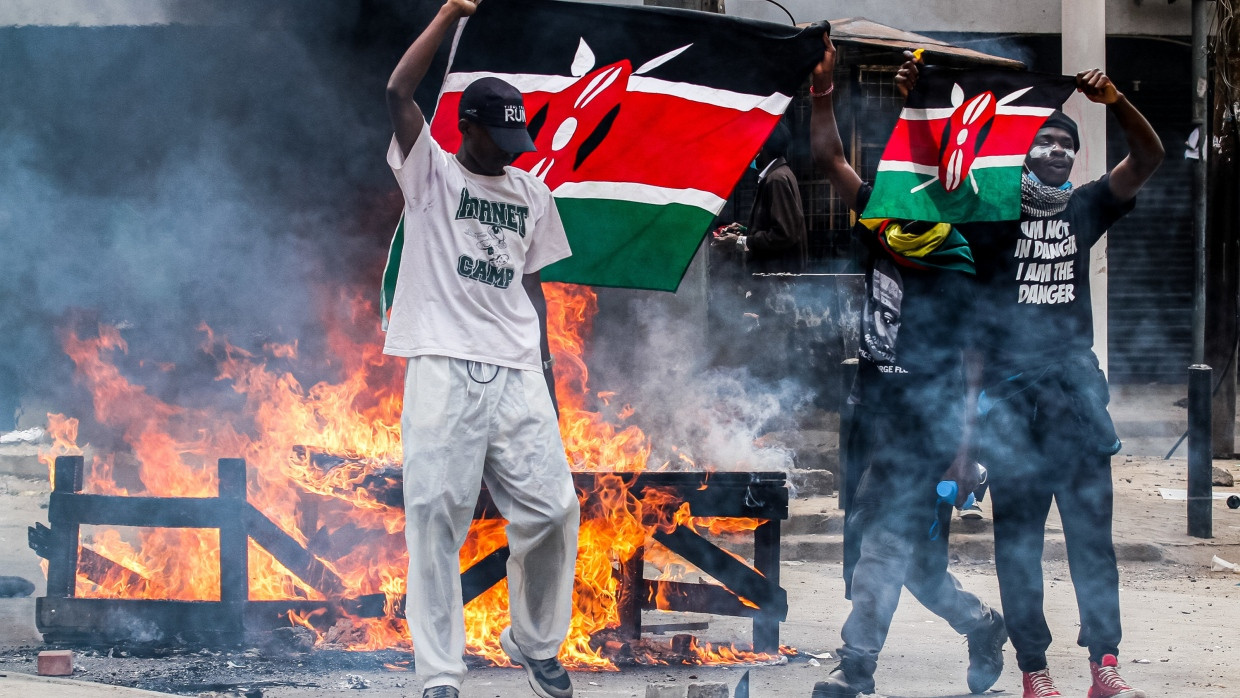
[961,175,1135,382]
[851,184,974,412]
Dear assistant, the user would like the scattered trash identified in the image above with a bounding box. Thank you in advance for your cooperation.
[807,658,820,667]
[808,652,833,660]
[339,674,370,689]
[1158,488,1230,501]
[0,427,45,444]
[1132,658,1151,664]
[1211,555,1240,573]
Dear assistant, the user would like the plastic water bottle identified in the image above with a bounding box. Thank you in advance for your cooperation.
[929,481,976,540]
[936,480,977,510]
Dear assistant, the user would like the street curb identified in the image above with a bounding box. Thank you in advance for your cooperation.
[0,672,177,697]
[782,534,1166,564]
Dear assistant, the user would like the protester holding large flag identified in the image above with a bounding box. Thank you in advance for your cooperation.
[384,0,579,696]
[895,57,1164,698]
[807,37,1006,698]
[379,0,825,305]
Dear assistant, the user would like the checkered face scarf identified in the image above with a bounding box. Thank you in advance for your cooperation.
[1021,171,1074,218]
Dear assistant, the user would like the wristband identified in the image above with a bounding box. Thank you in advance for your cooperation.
[809,83,835,98]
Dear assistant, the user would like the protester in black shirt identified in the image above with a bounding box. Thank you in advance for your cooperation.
[805,37,1006,698]
[901,61,1165,698]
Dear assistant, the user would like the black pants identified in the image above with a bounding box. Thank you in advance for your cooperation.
[980,359,1122,672]
[837,404,992,688]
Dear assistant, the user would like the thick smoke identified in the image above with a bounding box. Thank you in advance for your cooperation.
[0,1,438,432]
[1,0,858,486]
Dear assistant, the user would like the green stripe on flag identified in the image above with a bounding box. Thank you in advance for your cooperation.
[541,198,715,291]
[381,216,404,331]
[863,166,1024,223]
[380,198,714,327]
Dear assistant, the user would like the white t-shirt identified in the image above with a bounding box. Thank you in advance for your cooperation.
[384,125,571,371]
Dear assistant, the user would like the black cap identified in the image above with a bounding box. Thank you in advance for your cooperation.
[1040,110,1080,151]
[458,77,538,155]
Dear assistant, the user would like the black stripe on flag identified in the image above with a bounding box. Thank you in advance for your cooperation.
[908,66,1077,111]
[449,0,826,97]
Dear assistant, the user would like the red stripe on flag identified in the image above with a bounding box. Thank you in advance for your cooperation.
[431,82,779,197]
[880,113,1055,166]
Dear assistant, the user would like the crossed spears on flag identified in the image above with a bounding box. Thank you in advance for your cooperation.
[520,37,694,184]
[912,83,1038,196]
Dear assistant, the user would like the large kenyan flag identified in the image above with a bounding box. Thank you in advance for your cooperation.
[389,0,824,296]
[861,67,1076,223]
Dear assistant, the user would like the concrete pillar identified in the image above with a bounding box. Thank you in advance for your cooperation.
[1062,0,1109,375]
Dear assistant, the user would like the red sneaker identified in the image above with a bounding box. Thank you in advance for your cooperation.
[1088,654,1147,698]
[1022,668,1063,698]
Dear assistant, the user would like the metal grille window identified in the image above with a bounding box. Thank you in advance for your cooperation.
[717,65,907,272]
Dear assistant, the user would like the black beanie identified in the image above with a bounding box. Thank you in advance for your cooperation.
[1040,110,1080,150]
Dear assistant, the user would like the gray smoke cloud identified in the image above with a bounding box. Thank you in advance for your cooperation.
[0,0,859,488]
[0,2,435,432]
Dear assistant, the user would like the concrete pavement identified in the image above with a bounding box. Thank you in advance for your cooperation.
[1,385,1239,696]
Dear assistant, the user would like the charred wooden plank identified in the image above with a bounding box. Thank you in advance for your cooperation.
[78,546,148,590]
[461,547,510,604]
[35,596,363,646]
[616,550,644,639]
[651,527,787,621]
[751,519,782,653]
[360,470,790,519]
[244,504,346,597]
[642,580,759,618]
[47,456,84,598]
[218,459,248,633]
[49,493,224,529]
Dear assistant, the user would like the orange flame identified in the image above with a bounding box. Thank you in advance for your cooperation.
[39,283,783,666]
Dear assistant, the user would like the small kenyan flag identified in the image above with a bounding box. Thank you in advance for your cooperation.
[861,66,1077,223]
[384,0,824,310]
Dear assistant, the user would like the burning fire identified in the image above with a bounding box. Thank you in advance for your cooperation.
[39,283,778,667]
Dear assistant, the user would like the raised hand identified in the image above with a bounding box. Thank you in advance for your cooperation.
[446,0,479,17]
[812,33,837,85]
[895,50,923,98]
[1076,68,1121,105]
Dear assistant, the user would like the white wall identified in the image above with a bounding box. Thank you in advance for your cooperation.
[0,0,175,26]
[730,0,1190,36]
[0,0,1194,33]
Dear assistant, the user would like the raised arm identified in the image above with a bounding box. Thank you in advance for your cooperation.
[387,0,478,158]
[1075,69,1165,202]
[808,33,863,212]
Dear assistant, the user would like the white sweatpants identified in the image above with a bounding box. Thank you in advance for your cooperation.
[401,355,580,690]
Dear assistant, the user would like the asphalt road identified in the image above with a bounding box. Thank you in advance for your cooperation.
[0,451,1238,697]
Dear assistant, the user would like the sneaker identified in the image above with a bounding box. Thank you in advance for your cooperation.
[500,627,573,698]
[1022,668,1063,698]
[422,687,459,698]
[965,609,1006,693]
[959,502,984,520]
[1088,654,1147,698]
[810,665,871,697]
